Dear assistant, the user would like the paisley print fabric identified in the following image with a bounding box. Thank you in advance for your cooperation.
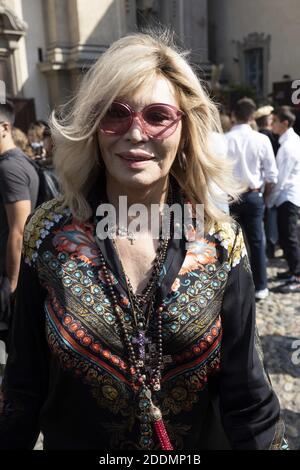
[0,194,286,450]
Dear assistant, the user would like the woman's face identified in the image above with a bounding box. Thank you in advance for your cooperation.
[97,76,183,189]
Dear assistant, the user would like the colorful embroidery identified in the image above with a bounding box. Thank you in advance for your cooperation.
[211,221,247,267]
[179,238,217,275]
[53,222,101,266]
[23,198,68,266]
[26,202,251,449]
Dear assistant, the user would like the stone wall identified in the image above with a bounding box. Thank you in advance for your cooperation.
[209,0,300,98]
[3,0,210,117]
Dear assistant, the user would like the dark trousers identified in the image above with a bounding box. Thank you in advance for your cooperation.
[277,201,300,275]
[231,191,267,290]
[265,206,278,245]
[0,274,14,352]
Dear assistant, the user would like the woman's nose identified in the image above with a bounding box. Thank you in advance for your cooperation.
[125,116,149,142]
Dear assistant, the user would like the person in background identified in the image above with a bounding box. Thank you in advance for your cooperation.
[12,127,35,160]
[219,112,232,134]
[27,121,47,160]
[34,125,60,205]
[42,125,54,163]
[0,102,39,348]
[249,120,258,131]
[254,106,280,259]
[226,98,278,300]
[210,117,230,214]
[268,106,300,293]
[254,106,279,155]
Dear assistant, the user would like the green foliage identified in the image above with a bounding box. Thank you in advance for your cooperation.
[213,83,258,110]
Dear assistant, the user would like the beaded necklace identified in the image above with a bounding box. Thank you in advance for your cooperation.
[95,185,174,450]
[113,233,169,341]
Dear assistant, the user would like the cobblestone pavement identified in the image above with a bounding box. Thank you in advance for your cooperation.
[256,250,300,450]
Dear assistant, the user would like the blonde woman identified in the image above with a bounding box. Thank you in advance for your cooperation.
[0,31,286,450]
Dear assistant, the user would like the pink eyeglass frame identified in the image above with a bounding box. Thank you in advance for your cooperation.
[99,101,184,140]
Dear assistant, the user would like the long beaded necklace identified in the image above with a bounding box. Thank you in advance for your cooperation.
[113,234,169,340]
[112,238,167,373]
[95,185,174,450]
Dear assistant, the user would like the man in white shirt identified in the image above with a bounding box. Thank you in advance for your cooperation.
[254,106,280,259]
[210,131,229,214]
[226,98,278,300]
[268,106,300,293]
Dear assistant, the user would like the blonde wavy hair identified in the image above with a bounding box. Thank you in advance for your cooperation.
[51,30,241,230]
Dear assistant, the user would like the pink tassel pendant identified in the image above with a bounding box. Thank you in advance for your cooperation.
[150,403,173,450]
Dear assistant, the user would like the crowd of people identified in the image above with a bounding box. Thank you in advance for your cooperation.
[216,99,300,299]
[0,104,59,348]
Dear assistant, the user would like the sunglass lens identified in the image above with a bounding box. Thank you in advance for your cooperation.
[143,105,180,139]
[100,102,131,134]
[143,105,175,124]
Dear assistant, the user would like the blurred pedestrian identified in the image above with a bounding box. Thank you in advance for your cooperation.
[254,105,279,155]
[0,102,39,347]
[210,125,229,213]
[254,106,280,259]
[33,125,60,205]
[226,98,278,300]
[12,127,35,160]
[27,121,47,160]
[268,106,300,293]
[42,125,54,162]
[219,112,232,133]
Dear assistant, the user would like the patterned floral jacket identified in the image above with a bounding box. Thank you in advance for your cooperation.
[0,193,286,450]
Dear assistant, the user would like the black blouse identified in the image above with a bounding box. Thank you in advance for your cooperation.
[0,189,286,450]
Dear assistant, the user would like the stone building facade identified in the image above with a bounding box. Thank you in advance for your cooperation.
[208,0,300,101]
[0,0,208,127]
[1,0,299,127]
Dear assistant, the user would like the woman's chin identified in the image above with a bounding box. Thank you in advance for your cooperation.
[111,169,162,188]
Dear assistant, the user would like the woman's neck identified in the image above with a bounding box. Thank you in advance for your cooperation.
[105,174,169,211]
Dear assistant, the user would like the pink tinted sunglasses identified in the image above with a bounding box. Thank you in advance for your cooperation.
[99,101,184,140]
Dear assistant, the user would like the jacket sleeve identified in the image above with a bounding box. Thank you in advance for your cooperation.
[0,254,49,449]
[219,225,287,449]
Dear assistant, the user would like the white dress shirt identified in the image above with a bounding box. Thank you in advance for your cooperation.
[209,132,229,214]
[226,124,278,189]
[210,131,228,158]
[267,128,300,208]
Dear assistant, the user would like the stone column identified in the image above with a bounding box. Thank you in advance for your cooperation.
[183,0,208,65]
[41,0,136,107]
[0,0,27,96]
[147,0,209,67]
